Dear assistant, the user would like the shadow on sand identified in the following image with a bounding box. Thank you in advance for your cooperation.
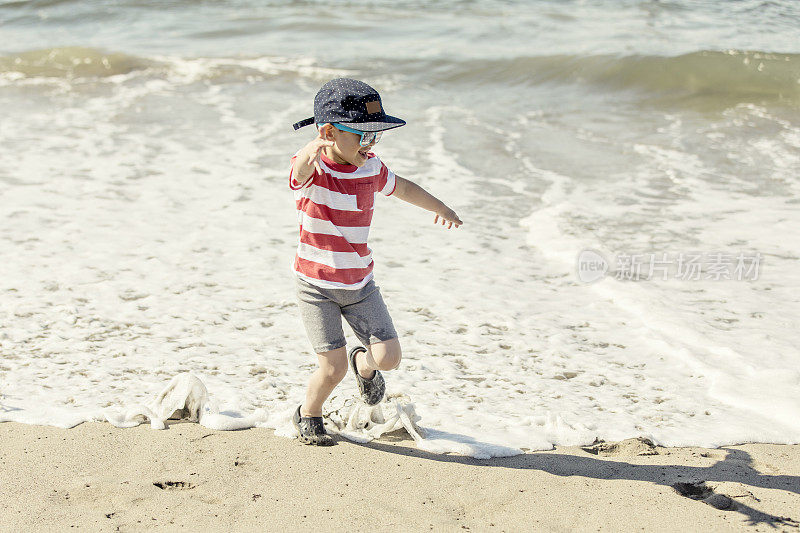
[349,433,799,528]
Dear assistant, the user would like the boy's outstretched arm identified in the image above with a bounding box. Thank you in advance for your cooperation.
[393,176,463,229]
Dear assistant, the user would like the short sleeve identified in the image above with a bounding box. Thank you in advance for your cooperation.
[379,163,397,196]
[289,154,316,190]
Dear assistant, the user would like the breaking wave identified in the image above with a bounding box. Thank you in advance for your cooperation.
[2,47,798,104]
[0,47,154,79]
[417,50,800,104]
[0,46,346,84]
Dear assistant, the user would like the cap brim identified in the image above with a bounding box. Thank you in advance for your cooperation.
[340,115,406,132]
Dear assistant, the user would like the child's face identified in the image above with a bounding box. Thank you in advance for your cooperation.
[319,124,376,167]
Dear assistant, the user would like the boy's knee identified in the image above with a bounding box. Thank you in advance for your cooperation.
[369,338,402,371]
[322,363,348,382]
[316,347,349,382]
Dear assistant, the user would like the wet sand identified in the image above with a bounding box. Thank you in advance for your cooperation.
[1,421,798,532]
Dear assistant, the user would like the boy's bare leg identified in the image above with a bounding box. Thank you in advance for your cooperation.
[302,339,402,417]
[301,346,348,417]
[355,338,402,378]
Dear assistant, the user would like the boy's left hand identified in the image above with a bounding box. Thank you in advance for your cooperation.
[434,207,463,229]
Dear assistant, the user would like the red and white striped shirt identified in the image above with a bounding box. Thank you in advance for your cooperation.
[289,151,397,289]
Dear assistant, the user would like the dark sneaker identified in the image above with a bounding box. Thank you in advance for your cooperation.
[292,405,335,446]
[348,346,385,406]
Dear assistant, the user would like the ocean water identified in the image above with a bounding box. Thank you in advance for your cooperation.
[1,0,799,457]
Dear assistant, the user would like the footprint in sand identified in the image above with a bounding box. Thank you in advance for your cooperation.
[152,481,196,491]
[672,481,735,511]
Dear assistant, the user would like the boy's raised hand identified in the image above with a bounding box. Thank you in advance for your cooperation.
[300,130,335,177]
[434,206,463,229]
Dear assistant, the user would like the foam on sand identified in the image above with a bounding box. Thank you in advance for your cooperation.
[103,372,262,431]
[97,373,521,459]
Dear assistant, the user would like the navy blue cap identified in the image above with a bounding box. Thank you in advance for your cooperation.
[292,78,406,132]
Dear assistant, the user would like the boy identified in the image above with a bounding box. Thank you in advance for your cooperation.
[289,78,462,445]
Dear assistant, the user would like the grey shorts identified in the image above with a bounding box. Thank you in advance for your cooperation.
[295,276,398,354]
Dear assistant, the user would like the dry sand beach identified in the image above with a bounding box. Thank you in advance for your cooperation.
[1,421,798,532]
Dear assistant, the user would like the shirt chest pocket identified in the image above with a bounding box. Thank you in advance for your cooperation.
[350,181,375,211]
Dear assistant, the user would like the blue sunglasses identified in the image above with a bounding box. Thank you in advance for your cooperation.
[330,122,383,146]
